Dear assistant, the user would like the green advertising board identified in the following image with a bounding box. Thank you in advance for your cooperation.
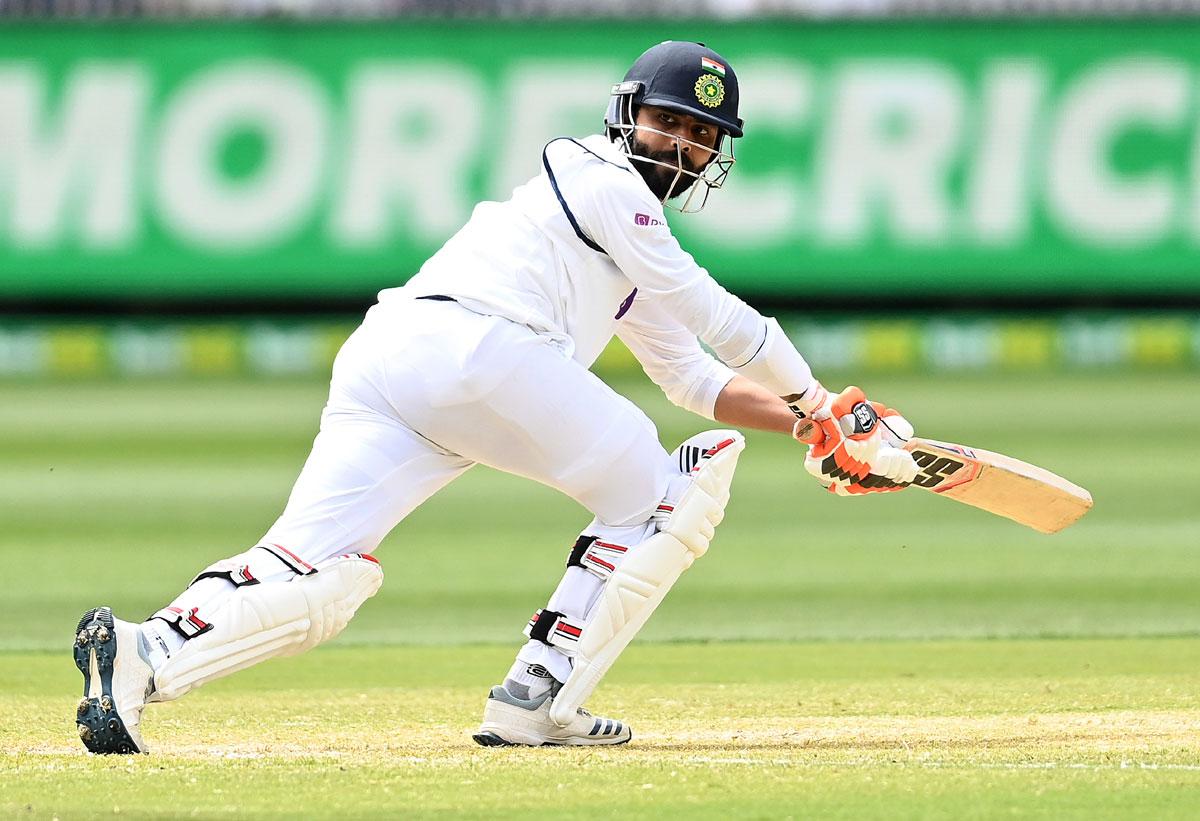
[2,21,1200,299]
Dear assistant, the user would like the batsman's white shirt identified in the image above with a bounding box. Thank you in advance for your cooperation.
[260,135,783,564]
[381,134,769,419]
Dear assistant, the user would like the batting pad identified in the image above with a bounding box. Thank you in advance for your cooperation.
[549,431,744,727]
[151,553,383,702]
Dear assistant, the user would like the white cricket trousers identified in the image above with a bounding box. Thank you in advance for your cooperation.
[259,297,676,567]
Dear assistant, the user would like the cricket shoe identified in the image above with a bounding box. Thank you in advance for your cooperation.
[73,607,155,754]
[472,685,631,747]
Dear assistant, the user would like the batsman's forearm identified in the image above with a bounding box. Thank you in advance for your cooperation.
[712,375,799,435]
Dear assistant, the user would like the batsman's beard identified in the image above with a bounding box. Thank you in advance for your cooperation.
[629,136,704,201]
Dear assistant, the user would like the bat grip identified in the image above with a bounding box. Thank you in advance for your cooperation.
[792,416,827,445]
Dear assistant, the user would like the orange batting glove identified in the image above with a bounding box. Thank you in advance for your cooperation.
[793,386,919,495]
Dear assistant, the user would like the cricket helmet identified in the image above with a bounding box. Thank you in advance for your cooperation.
[605,41,742,212]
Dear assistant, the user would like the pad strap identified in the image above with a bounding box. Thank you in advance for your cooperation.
[565,536,597,569]
[581,540,629,580]
[566,536,630,581]
[255,543,317,576]
[523,608,584,655]
[150,606,214,640]
[189,560,261,589]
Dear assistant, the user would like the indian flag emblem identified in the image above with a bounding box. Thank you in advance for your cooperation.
[700,56,726,78]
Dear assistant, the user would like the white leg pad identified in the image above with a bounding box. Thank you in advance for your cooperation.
[151,554,383,702]
[549,431,744,726]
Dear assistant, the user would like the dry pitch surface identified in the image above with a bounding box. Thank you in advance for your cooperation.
[4,640,1199,818]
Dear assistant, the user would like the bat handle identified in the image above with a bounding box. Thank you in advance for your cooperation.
[793,416,826,445]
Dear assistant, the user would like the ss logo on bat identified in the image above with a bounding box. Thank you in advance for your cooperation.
[911,450,965,488]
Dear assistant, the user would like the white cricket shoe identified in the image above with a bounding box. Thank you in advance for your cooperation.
[472,685,632,747]
[72,607,155,754]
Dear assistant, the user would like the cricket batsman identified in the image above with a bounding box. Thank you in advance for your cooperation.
[73,40,920,753]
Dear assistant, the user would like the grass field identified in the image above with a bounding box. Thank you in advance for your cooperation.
[2,369,1198,817]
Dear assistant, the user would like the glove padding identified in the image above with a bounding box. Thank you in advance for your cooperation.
[795,386,919,495]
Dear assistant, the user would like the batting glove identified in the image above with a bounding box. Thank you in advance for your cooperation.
[794,386,919,495]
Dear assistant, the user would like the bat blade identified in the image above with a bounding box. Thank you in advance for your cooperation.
[902,437,1093,534]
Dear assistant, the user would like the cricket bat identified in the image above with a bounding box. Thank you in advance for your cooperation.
[794,414,1093,534]
[900,437,1093,534]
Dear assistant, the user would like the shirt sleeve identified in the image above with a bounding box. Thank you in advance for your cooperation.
[615,297,736,420]
[574,164,769,371]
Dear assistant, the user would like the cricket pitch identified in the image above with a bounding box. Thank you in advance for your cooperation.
[4,640,1198,819]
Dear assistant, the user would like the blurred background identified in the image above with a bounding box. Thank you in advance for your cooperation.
[3,0,1200,376]
[1,1,1197,651]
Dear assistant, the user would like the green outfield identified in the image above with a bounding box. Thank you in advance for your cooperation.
[2,370,1198,817]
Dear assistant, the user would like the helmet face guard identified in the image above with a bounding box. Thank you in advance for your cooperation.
[605,87,736,214]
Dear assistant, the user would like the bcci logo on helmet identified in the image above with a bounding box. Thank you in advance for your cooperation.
[694,74,725,108]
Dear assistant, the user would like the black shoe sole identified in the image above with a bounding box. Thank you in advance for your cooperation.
[73,607,142,754]
[472,731,516,747]
[471,730,632,748]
